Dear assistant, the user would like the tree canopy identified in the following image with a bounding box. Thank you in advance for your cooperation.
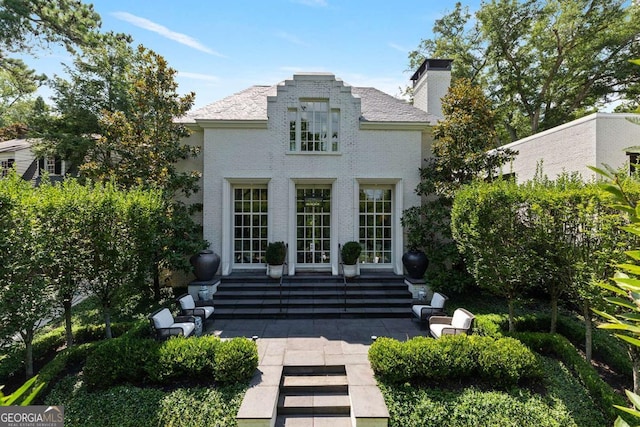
[411,0,640,141]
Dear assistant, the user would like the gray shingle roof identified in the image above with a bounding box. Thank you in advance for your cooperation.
[177,81,437,124]
[0,138,34,153]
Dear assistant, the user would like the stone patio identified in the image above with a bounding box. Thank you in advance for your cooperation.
[205,318,425,427]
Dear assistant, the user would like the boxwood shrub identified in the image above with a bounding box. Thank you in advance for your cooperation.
[83,335,258,390]
[369,335,541,387]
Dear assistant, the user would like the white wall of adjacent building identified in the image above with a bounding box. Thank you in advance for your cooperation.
[500,113,640,183]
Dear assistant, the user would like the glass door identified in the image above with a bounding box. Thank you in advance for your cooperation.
[296,187,331,268]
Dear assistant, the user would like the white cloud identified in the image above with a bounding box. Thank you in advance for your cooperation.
[178,72,220,82]
[388,42,409,54]
[291,0,328,6]
[275,31,308,46]
[112,11,225,57]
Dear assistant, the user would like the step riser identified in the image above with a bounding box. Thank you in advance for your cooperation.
[277,406,350,415]
[215,274,412,319]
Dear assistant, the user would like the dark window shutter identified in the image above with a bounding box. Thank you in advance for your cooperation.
[54,157,62,175]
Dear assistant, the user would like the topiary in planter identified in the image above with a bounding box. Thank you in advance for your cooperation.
[341,241,362,265]
[265,241,286,265]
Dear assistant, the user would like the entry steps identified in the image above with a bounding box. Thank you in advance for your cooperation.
[211,272,413,319]
[276,365,351,426]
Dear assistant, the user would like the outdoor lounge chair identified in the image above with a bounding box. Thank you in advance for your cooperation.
[176,293,214,324]
[429,308,475,338]
[149,307,197,341]
[411,292,448,323]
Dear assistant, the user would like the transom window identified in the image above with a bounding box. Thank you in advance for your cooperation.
[289,100,340,152]
[359,187,392,264]
[233,186,268,265]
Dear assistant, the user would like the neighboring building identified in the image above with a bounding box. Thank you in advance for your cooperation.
[178,59,452,276]
[0,138,68,183]
[499,112,640,183]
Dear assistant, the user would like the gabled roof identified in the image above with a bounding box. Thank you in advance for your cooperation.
[0,138,34,153]
[177,82,437,125]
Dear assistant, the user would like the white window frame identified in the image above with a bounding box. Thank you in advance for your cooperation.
[289,100,340,153]
[359,186,393,265]
[232,185,269,266]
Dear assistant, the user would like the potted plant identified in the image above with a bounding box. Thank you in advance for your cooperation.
[401,207,429,279]
[341,241,362,278]
[265,241,287,279]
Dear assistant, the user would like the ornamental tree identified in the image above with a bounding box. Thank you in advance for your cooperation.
[402,78,515,293]
[411,0,640,140]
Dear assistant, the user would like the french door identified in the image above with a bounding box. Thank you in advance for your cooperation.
[296,187,331,268]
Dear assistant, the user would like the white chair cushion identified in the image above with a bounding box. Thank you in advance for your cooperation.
[430,323,447,338]
[153,308,174,329]
[431,293,446,309]
[451,309,472,329]
[171,321,195,336]
[201,306,214,318]
[180,294,196,310]
[412,305,431,317]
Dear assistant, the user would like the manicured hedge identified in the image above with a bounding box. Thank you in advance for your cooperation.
[472,312,632,376]
[514,331,626,423]
[84,335,258,390]
[368,335,541,387]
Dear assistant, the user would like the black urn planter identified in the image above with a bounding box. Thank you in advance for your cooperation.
[402,250,428,279]
[190,250,220,281]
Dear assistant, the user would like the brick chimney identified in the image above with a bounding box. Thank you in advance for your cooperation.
[410,59,453,119]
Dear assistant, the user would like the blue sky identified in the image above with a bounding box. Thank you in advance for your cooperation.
[21,0,481,109]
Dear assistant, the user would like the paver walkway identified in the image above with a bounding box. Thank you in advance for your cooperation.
[205,318,425,426]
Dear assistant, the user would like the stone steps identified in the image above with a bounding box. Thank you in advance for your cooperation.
[277,365,351,425]
[211,272,413,319]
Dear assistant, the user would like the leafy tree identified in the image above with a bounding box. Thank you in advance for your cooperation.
[0,0,102,130]
[411,0,640,140]
[81,183,165,339]
[80,45,199,198]
[35,33,134,168]
[0,172,57,378]
[402,78,515,293]
[592,167,640,423]
[452,179,540,331]
[36,179,91,347]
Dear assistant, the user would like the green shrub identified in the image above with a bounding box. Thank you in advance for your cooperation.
[84,336,158,390]
[477,336,541,383]
[368,337,409,384]
[515,332,624,423]
[214,338,259,384]
[148,335,219,382]
[369,335,541,387]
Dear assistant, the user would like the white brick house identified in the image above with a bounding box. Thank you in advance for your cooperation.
[178,60,452,276]
[500,112,640,183]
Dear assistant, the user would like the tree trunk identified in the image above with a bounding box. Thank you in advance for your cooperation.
[550,294,558,334]
[508,298,515,332]
[104,308,112,339]
[152,261,161,301]
[583,301,592,364]
[630,346,640,395]
[24,330,34,379]
[63,296,73,347]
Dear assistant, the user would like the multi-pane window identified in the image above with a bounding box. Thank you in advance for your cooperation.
[296,188,331,264]
[233,187,268,265]
[1,159,14,177]
[359,188,392,264]
[289,101,340,152]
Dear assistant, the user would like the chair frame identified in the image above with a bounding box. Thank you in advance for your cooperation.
[148,308,197,341]
[428,308,475,338]
[412,292,448,323]
[176,293,214,324]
